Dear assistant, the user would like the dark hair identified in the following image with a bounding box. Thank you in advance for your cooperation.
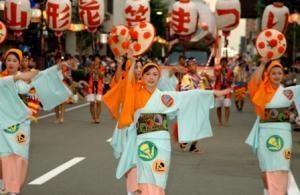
[142,64,159,76]
[136,58,145,67]
[6,52,21,62]
[220,57,228,63]
[63,53,73,61]
[93,54,101,61]
[178,55,186,60]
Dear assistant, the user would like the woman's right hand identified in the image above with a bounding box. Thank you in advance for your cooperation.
[115,56,124,65]
[260,57,270,66]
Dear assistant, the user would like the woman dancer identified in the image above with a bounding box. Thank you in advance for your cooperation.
[104,56,230,195]
[246,58,300,195]
[0,48,72,195]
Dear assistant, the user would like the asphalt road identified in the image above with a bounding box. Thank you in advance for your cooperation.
[21,99,300,195]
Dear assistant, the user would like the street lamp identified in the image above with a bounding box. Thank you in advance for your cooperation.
[31,8,42,23]
[156,10,163,15]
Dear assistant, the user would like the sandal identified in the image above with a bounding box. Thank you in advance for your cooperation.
[179,143,188,150]
[189,145,204,154]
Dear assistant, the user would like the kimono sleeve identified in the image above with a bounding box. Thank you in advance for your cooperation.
[290,85,300,114]
[177,90,214,143]
[31,65,72,111]
[15,80,32,94]
[157,69,178,91]
[0,76,30,129]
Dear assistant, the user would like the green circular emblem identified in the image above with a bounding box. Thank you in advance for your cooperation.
[266,135,284,152]
[138,141,158,161]
[4,124,20,134]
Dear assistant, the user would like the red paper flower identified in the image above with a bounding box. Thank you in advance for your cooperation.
[120,29,127,36]
[129,29,139,40]
[258,41,265,49]
[278,46,285,54]
[267,51,274,59]
[143,32,151,39]
[269,39,278,47]
[121,41,130,49]
[133,43,141,52]
[265,30,272,37]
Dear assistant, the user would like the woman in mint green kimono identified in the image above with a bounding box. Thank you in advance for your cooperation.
[247,59,300,195]
[0,48,72,195]
[105,57,229,195]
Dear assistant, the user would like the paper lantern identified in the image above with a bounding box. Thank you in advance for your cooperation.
[190,1,217,43]
[171,0,198,37]
[0,21,7,44]
[124,0,150,27]
[215,0,241,34]
[262,2,289,33]
[79,0,104,33]
[46,0,72,37]
[4,0,31,36]
[256,29,287,60]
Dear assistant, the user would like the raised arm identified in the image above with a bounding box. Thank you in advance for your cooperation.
[114,56,124,83]
[249,58,269,86]
[13,70,39,82]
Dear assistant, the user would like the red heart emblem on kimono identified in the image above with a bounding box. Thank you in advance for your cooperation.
[161,95,174,107]
[283,89,294,100]
[108,22,156,57]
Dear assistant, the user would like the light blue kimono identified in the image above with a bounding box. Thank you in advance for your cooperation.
[0,66,72,159]
[157,69,178,91]
[113,89,214,189]
[246,85,300,171]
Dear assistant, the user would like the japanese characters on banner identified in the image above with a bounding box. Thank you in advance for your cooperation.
[262,2,289,33]
[46,0,72,37]
[124,0,150,27]
[79,0,104,33]
[215,0,241,36]
[4,0,31,36]
[0,21,7,44]
[171,0,198,37]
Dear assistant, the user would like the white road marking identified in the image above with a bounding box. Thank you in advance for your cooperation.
[28,157,86,185]
[38,103,89,120]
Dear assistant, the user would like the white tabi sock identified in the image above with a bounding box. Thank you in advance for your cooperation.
[288,171,300,195]
[264,189,269,195]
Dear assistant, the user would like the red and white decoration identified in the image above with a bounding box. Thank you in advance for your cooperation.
[215,0,241,34]
[0,21,7,44]
[124,0,150,27]
[256,29,287,60]
[108,25,130,56]
[79,0,104,33]
[4,0,31,36]
[46,0,72,37]
[171,0,198,37]
[262,2,289,33]
[108,22,155,57]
